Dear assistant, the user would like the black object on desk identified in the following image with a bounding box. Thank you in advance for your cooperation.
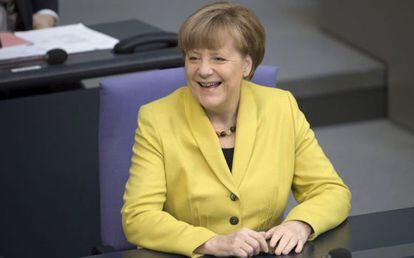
[114,32,178,54]
[81,207,414,258]
[0,19,183,93]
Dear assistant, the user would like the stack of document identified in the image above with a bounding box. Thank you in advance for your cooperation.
[0,23,119,61]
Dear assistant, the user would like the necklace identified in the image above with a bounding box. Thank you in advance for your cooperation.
[216,126,236,138]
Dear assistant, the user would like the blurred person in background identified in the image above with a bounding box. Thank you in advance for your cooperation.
[0,0,58,32]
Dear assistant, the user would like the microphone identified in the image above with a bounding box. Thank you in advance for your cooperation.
[0,48,68,67]
[44,48,68,65]
[321,248,352,258]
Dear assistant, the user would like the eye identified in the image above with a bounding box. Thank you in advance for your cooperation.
[212,56,227,63]
[213,56,226,62]
[187,55,200,62]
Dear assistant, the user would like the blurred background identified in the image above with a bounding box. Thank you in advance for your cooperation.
[1,1,413,258]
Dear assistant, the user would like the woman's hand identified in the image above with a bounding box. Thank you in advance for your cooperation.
[196,228,268,257]
[265,220,312,256]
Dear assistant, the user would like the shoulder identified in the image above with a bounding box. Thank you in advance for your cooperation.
[138,87,187,121]
[244,80,297,112]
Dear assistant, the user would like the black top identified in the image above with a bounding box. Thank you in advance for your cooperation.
[222,148,234,172]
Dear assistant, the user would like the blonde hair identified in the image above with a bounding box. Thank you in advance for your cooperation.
[178,1,265,79]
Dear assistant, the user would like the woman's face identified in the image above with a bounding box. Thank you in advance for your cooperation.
[185,36,252,114]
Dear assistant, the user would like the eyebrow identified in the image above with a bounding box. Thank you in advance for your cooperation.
[188,49,227,55]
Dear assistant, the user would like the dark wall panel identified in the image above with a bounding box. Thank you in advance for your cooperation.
[320,0,414,132]
[0,89,100,258]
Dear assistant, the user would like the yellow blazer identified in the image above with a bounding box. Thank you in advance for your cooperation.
[122,80,351,257]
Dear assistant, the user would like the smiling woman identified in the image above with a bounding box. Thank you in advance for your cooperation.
[184,38,251,125]
[121,2,351,258]
[178,2,264,80]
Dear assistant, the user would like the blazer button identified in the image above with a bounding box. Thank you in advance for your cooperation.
[229,216,239,225]
[230,193,237,201]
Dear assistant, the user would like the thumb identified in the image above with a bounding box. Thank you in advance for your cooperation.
[264,228,275,239]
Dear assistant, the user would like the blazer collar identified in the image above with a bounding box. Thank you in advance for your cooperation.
[183,81,257,194]
[233,81,257,188]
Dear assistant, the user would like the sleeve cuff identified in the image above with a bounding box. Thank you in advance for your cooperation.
[35,9,59,24]
[188,228,217,257]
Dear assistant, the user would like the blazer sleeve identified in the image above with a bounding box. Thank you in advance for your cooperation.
[283,92,351,240]
[121,105,216,257]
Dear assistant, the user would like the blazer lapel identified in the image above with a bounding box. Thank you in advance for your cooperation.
[183,88,237,194]
[233,81,257,187]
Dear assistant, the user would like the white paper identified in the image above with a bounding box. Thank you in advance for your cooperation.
[0,23,119,61]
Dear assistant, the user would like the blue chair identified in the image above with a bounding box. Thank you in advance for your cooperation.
[97,65,278,253]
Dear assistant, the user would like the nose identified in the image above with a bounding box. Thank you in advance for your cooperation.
[198,59,213,78]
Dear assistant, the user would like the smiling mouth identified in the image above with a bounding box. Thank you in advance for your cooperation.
[198,81,222,88]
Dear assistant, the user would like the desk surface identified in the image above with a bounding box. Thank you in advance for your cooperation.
[0,20,183,91]
[83,207,414,258]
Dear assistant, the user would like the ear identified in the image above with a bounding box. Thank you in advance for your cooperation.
[242,55,253,78]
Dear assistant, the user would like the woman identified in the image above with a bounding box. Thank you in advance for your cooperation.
[122,2,351,257]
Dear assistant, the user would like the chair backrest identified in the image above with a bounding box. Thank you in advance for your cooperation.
[98,65,278,251]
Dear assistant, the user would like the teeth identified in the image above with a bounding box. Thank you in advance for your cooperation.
[199,82,220,88]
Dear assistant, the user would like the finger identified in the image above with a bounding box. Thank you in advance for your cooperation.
[295,239,305,253]
[282,236,298,255]
[248,231,268,253]
[234,247,249,258]
[265,227,276,239]
[240,242,255,257]
[244,236,261,256]
[257,235,269,253]
[275,234,292,255]
[269,230,283,248]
